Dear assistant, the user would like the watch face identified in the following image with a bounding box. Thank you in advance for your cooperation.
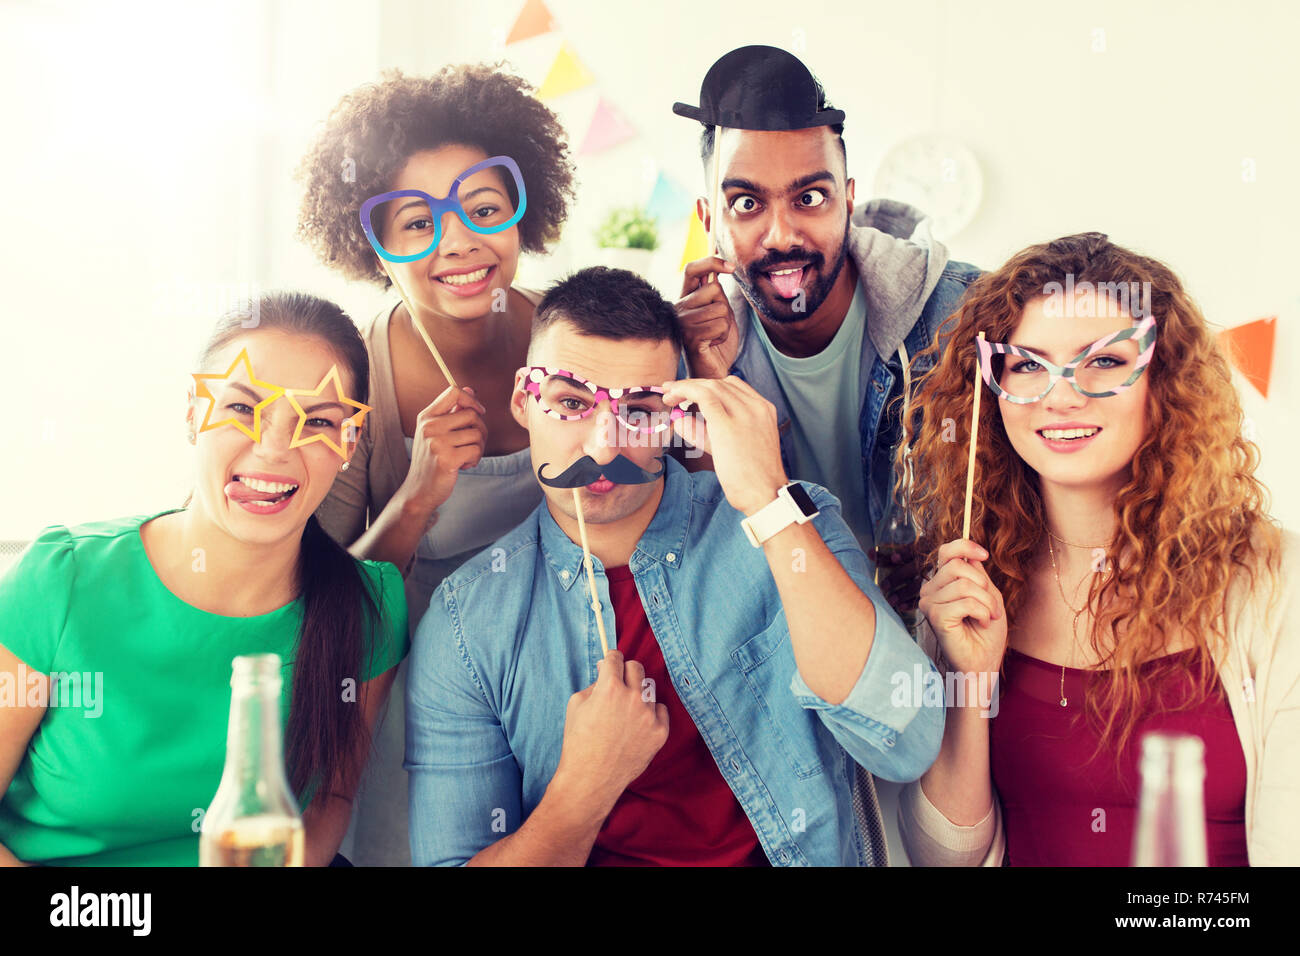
[785,482,817,517]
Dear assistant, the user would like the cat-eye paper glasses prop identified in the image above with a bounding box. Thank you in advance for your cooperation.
[359,156,528,389]
[975,314,1157,404]
[964,314,1159,535]
[192,348,372,462]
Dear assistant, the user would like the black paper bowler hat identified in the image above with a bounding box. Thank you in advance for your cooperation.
[672,45,845,130]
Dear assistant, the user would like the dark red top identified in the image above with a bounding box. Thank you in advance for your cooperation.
[587,565,769,866]
[990,647,1248,866]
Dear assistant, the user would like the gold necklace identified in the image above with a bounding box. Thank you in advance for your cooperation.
[1046,527,1111,551]
[1046,533,1089,708]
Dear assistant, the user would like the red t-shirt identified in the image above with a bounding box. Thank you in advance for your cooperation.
[991,647,1248,866]
[587,565,769,866]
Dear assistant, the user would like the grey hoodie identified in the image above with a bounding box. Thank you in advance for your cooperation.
[721,196,981,541]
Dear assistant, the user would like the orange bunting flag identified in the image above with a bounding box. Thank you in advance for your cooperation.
[506,0,557,44]
[1218,316,1276,398]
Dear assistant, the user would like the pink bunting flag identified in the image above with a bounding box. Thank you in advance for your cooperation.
[580,97,637,155]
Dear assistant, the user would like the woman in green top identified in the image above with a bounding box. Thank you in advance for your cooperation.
[0,292,409,866]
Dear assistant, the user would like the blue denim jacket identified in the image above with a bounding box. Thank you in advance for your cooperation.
[696,200,983,536]
[405,455,944,866]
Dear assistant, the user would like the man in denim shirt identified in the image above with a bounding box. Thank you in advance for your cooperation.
[405,268,943,865]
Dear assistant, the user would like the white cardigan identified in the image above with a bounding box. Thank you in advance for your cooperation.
[898,527,1300,866]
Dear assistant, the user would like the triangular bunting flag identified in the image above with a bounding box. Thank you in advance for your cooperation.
[580,97,636,155]
[537,43,595,100]
[1218,316,1276,398]
[506,0,557,44]
[646,172,696,227]
[678,209,711,271]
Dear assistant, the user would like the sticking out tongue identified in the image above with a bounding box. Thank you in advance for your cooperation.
[225,479,288,503]
[768,267,805,299]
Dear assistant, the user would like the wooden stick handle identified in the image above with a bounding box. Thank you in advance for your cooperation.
[710,128,723,259]
[389,269,457,388]
[572,488,610,656]
[962,332,986,540]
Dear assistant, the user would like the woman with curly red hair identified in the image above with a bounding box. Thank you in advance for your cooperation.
[295,65,575,865]
[895,232,1298,866]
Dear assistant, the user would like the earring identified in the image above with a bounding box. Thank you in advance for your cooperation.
[187,429,196,444]
[340,461,350,472]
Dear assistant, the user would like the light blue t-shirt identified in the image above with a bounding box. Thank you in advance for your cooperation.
[748,280,873,550]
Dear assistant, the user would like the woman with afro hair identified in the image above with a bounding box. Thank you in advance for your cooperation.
[892,233,1298,866]
[296,64,575,865]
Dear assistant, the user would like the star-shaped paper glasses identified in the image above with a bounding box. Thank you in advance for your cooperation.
[284,365,373,458]
[191,348,372,460]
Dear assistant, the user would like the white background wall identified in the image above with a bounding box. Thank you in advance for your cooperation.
[1,0,1295,867]
[2,0,1294,544]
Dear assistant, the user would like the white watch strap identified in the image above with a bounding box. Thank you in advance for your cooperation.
[741,489,802,547]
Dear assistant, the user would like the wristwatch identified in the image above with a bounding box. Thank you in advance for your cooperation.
[740,482,819,547]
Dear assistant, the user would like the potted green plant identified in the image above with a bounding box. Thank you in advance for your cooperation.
[594,206,658,276]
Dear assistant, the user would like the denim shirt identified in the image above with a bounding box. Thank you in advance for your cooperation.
[405,455,944,866]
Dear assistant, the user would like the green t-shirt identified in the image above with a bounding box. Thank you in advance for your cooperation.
[0,509,410,866]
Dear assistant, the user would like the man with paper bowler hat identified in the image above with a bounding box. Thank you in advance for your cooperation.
[673,44,982,864]
[674,43,979,565]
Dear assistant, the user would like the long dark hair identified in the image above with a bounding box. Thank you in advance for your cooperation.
[194,291,385,805]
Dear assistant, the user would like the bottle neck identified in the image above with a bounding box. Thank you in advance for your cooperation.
[1134,736,1207,866]
[223,674,290,791]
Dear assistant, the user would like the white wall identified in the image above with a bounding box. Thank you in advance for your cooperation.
[3,0,1296,543]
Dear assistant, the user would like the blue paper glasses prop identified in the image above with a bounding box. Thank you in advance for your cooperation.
[359,156,527,263]
[976,314,1158,404]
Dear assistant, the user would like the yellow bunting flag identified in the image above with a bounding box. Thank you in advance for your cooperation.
[537,43,595,100]
[678,209,710,271]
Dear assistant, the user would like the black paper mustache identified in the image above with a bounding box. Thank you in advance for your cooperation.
[537,454,666,488]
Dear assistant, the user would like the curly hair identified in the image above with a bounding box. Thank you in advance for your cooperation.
[895,232,1283,759]
[296,64,575,289]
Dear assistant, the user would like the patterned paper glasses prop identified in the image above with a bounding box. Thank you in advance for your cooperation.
[359,156,529,389]
[974,313,1158,404]
[964,313,1159,536]
[518,366,693,435]
[192,348,372,461]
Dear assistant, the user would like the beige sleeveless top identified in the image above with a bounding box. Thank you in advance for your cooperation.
[315,288,544,594]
